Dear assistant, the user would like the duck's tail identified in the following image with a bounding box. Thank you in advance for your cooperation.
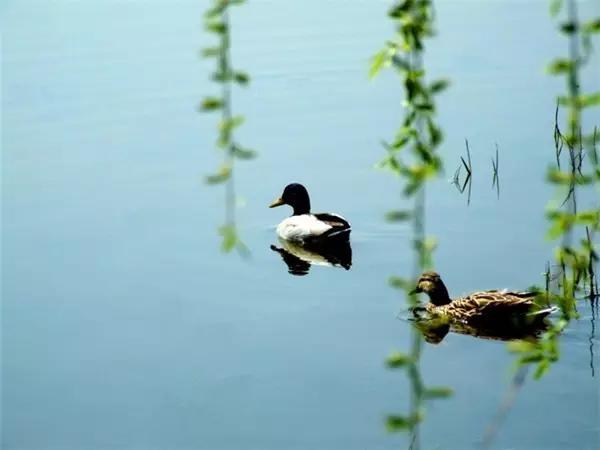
[528,305,559,318]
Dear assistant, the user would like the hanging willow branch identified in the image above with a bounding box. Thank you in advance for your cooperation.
[201,0,255,254]
[371,0,451,443]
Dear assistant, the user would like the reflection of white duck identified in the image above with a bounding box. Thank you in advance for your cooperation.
[277,239,337,267]
[269,183,351,243]
[270,238,352,276]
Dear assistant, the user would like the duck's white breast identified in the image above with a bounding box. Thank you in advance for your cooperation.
[276,215,332,241]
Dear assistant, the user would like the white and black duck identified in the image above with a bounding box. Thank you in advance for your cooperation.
[269,183,351,244]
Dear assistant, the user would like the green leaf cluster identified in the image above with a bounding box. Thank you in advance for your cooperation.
[371,1,446,200]
[508,320,566,379]
[386,412,423,431]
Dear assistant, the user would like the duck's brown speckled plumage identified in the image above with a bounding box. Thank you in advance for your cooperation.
[425,290,538,322]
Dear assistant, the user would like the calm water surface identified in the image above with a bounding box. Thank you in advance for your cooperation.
[2,1,599,449]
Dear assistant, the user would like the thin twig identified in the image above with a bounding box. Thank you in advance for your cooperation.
[479,366,528,450]
[589,299,596,377]
[554,100,564,169]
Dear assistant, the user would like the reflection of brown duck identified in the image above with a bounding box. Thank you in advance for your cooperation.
[410,271,555,329]
[270,238,352,276]
[413,315,549,345]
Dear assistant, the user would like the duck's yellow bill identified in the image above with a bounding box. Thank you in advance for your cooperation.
[269,197,285,208]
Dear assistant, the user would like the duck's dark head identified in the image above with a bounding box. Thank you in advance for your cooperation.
[269,183,311,215]
[410,271,452,306]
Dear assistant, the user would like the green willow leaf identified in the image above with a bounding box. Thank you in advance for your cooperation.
[392,55,410,71]
[200,97,223,111]
[388,1,412,19]
[423,386,453,399]
[546,58,575,74]
[558,91,600,108]
[233,71,250,85]
[534,360,551,379]
[232,145,257,160]
[386,412,423,432]
[218,225,237,252]
[205,165,232,185]
[579,91,600,107]
[388,276,413,291]
[205,21,227,34]
[219,115,245,133]
[403,181,420,197]
[386,351,414,368]
[426,118,442,146]
[385,210,412,222]
[546,219,570,240]
[549,0,563,17]
[212,70,231,82]
[429,78,450,94]
[369,48,389,79]
[415,102,434,112]
[204,2,226,19]
[202,47,221,58]
[575,210,600,225]
[547,168,593,185]
[583,18,600,34]
[508,340,538,354]
[519,354,544,364]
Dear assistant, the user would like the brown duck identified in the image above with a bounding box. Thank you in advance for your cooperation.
[410,271,556,328]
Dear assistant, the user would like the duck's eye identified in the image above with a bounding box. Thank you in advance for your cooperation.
[422,280,435,291]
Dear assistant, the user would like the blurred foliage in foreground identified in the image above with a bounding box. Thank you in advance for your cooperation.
[508,0,600,380]
[370,0,452,443]
[201,0,254,254]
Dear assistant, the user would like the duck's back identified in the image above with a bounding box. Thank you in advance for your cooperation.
[277,213,350,242]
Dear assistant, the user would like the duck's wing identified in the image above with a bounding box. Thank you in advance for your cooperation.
[481,290,537,300]
[463,292,535,311]
[313,213,350,229]
[438,292,534,321]
[312,213,351,239]
[495,291,558,316]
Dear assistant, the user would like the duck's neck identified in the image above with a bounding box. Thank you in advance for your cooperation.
[428,282,452,306]
[291,198,311,216]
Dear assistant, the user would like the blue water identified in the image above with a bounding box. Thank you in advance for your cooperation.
[2,1,599,449]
